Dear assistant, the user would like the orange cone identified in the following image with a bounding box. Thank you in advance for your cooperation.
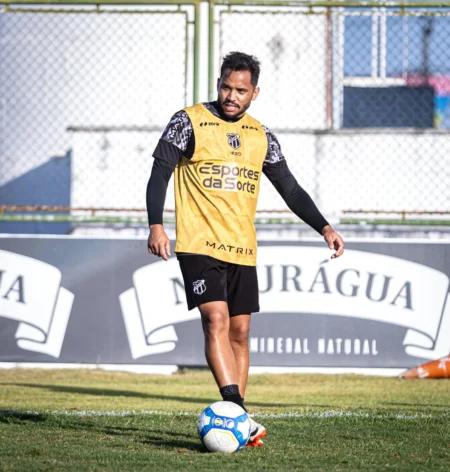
[400,356,450,379]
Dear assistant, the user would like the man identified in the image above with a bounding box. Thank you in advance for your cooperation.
[146,51,344,447]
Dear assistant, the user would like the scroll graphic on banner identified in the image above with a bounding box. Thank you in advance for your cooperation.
[120,258,200,359]
[120,247,450,360]
[0,250,74,357]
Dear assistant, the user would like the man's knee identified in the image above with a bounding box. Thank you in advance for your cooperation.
[229,321,250,345]
[200,308,229,339]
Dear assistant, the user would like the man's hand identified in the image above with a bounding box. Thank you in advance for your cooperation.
[321,225,344,259]
[148,224,171,261]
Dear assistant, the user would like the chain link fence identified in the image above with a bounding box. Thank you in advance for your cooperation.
[215,2,450,221]
[1,1,449,231]
[0,1,195,229]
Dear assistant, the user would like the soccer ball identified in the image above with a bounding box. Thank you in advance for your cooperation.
[197,401,251,453]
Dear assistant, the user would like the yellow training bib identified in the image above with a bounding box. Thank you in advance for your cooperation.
[174,103,268,266]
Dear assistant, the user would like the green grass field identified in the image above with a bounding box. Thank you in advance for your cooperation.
[0,369,449,471]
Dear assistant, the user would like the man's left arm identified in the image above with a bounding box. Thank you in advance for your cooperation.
[262,126,344,259]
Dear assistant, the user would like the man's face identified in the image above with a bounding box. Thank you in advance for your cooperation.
[217,69,260,120]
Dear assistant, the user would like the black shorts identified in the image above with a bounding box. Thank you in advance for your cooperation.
[177,254,259,315]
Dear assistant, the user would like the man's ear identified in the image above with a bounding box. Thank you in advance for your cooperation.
[252,87,260,101]
[217,77,220,91]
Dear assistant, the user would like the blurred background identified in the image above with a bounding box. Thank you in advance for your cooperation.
[1,0,449,239]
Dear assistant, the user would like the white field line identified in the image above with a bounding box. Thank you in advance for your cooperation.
[0,409,448,420]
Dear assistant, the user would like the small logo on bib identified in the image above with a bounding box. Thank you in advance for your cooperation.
[227,133,241,150]
[193,280,207,295]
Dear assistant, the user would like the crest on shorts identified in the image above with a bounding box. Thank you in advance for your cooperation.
[227,133,241,150]
[193,279,207,295]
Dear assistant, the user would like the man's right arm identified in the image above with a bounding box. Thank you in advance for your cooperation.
[147,110,193,259]
[146,158,177,226]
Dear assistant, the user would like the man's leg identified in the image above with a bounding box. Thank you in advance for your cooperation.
[199,300,244,409]
[229,315,266,447]
[228,314,251,398]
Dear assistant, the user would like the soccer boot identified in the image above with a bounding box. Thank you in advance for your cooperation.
[246,438,264,447]
[246,418,267,446]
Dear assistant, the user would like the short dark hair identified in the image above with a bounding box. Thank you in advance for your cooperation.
[220,52,261,87]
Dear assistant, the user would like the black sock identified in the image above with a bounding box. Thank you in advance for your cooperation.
[219,384,247,411]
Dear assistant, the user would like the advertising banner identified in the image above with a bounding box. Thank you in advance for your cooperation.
[0,236,449,370]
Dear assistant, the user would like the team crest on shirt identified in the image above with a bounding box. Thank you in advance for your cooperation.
[227,133,241,150]
[193,279,207,295]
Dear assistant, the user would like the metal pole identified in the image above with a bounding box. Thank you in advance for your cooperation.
[371,8,379,78]
[3,0,450,6]
[380,7,386,79]
[326,7,332,129]
[3,0,203,5]
[193,0,201,103]
[402,11,409,79]
[208,0,215,100]
[184,9,189,106]
[331,8,343,129]
[207,0,450,8]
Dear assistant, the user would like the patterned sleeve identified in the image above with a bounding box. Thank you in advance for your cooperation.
[160,110,193,153]
[262,125,285,165]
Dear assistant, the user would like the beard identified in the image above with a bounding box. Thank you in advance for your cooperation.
[218,96,252,121]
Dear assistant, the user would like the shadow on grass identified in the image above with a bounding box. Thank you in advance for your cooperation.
[102,427,206,452]
[10,383,218,404]
[0,411,47,423]
[138,435,206,453]
[9,383,316,408]
[0,410,207,453]
[103,426,196,440]
[383,402,449,410]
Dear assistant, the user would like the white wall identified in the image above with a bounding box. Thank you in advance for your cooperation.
[71,129,450,216]
[0,9,188,187]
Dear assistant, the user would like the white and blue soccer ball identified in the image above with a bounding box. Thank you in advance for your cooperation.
[197,401,251,453]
